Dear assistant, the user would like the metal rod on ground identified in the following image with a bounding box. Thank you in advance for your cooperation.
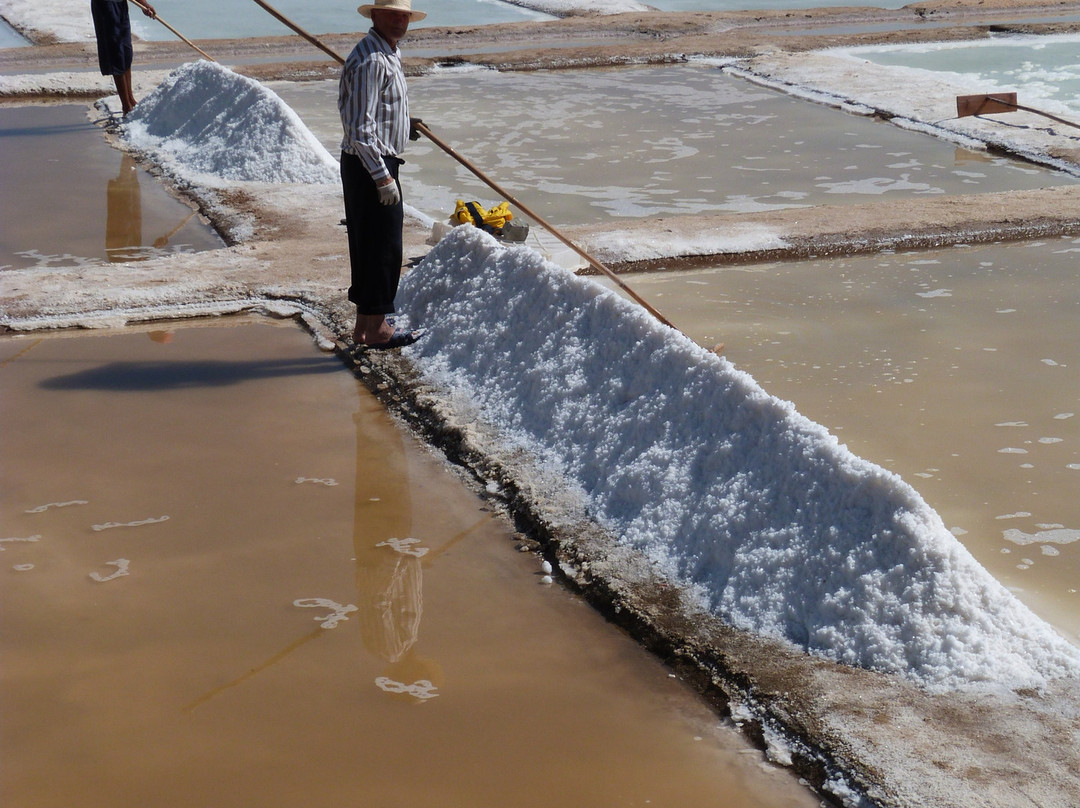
[246,0,676,330]
[248,0,347,64]
[127,0,216,62]
[1007,100,1080,131]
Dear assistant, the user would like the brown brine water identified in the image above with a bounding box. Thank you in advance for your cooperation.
[0,320,822,808]
[619,238,1080,646]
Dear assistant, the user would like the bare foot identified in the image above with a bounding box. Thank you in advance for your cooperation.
[352,314,395,346]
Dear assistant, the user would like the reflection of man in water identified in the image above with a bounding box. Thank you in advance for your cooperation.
[106,153,142,262]
[91,0,157,115]
[351,401,443,702]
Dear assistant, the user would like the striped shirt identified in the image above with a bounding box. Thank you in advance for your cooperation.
[338,28,410,184]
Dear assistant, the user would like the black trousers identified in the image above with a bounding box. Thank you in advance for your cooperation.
[341,151,403,316]
[90,0,133,77]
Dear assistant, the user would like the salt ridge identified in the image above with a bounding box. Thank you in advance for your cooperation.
[399,225,1080,690]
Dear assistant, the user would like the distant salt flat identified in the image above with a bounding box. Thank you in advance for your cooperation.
[838,33,1080,120]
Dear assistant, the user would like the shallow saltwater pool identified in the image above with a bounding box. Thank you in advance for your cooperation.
[0,14,27,47]
[0,318,821,808]
[616,236,1080,645]
[121,0,914,42]
[272,62,1078,229]
[127,0,553,41]
[0,104,224,270]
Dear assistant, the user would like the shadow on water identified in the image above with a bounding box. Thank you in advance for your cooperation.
[0,121,96,138]
[39,356,340,391]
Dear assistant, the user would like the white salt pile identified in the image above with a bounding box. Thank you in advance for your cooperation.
[399,225,1080,691]
[123,61,338,186]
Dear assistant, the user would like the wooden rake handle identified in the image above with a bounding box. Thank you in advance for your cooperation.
[413,121,674,328]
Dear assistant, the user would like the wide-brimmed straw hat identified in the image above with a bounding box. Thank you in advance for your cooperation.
[357,0,426,21]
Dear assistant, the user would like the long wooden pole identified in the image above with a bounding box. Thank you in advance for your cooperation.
[413,121,673,327]
[1008,100,1080,132]
[247,0,675,329]
[248,0,348,64]
[127,0,216,62]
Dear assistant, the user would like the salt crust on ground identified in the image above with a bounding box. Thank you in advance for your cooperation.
[736,39,1080,176]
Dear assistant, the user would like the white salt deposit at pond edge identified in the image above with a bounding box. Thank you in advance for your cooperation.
[398,225,1080,691]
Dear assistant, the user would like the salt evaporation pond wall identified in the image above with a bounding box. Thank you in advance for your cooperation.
[0,320,821,808]
[610,236,1080,646]
[271,62,1078,229]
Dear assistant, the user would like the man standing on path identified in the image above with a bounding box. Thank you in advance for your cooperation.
[339,0,426,350]
[91,0,157,115]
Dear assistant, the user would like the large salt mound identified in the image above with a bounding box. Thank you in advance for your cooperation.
[399,225,1080,691]
[123,61,338,185]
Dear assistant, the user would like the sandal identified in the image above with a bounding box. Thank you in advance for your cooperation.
[355,327,424,352]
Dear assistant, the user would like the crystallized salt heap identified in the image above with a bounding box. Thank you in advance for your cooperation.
[398,225,1080,691]
[123,60,337,185]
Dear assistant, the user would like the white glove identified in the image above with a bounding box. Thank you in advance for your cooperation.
[377,180,400,206]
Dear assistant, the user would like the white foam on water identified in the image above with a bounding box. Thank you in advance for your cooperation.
[374,676,440,700]
[293,597,359,629]
[376,538,430,558]
[295,477,339,487]
[1004,527,1080,547]
[91,515,169,532]
[1,535,41,549]
[90,558,130,582]
[25,500,89,513]
[397,225,1080,691]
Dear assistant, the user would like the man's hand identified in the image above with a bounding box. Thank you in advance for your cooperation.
[409,117,424,141]
[377,179,401,206]
[137,1,157,18]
